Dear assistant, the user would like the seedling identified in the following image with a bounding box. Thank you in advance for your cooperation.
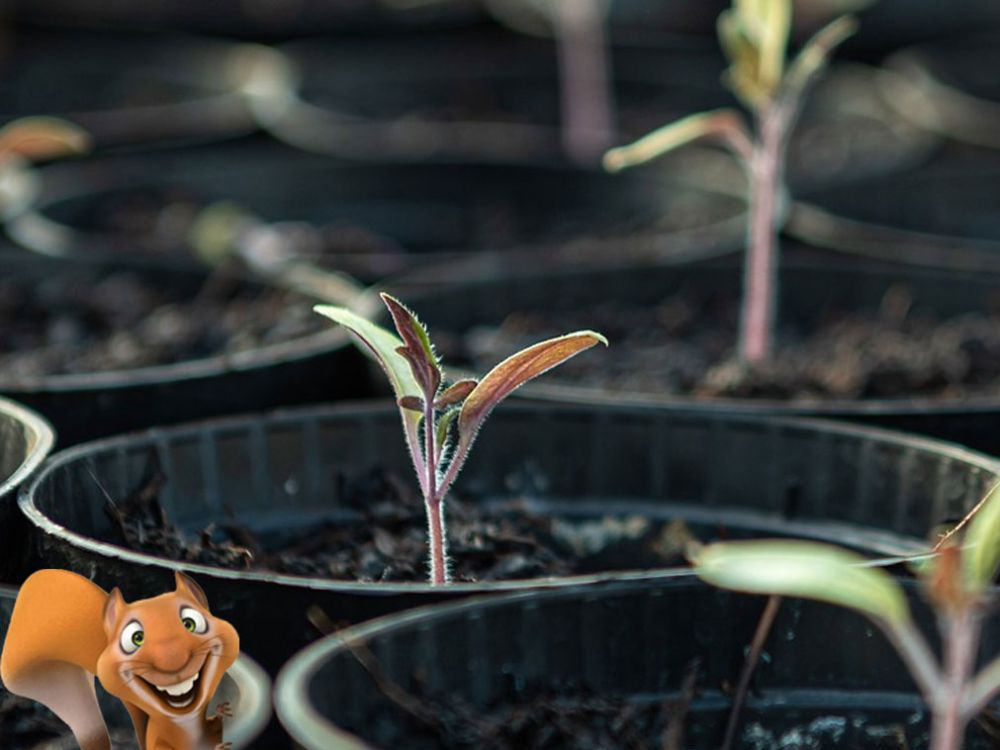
[0,116,89,162]
[603,0,856,363]
[315,294,606,585]
[689,482,1000,750]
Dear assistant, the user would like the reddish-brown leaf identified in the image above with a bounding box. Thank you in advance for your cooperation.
[458,331,607,444]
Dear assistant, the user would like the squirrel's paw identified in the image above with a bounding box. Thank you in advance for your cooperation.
[214,743,233,750]
[212,702,234,719]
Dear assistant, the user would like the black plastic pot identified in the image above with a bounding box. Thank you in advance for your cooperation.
[790,159,1000,272]
[0,398,54,582]
[880,34,1000,150]
[274,578,999,749]
[0,29,283,152]
[269,30,931,186]
[0,0,483,36]
[0,584,272,749]
[374,251,1000,455]
[6,140,746,281]
[19,401,1000,673]
[0,252,367,447]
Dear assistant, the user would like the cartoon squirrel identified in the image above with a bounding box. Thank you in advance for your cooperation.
[1,569,239,750]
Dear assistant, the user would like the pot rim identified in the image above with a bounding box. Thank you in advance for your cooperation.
[272,576,946,750]
[18,399,995,596]
[0,396,54,500]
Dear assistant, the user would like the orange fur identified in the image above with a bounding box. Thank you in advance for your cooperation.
[1,570,238,750]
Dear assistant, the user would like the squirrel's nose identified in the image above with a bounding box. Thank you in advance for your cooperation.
[152,638,190,674]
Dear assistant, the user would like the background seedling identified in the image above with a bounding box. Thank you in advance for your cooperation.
[604,0,856,363]
[316,294,606,584]
[690,483,1000,750]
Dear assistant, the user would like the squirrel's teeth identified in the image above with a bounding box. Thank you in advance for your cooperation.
[156,673,198,697]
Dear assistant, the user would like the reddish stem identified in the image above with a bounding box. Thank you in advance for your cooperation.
[424,399,449,585]
[553,0,614,163]
[931,610,980,750]
[739,107,786,364]
[426,498,447,586]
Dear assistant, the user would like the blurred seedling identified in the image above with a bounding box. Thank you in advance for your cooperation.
[0,116,89,216]
[604,0,857,364]
[690,482,1000,750]
[315,294,606,584]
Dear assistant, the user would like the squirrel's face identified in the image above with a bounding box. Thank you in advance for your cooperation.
[96,572,239,719]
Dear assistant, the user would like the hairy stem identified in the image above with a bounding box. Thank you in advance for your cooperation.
[739,106,786,364]
[423,399,449,585]
[403,415,428,499]
[931,610,980,750]
[427,497,448,585]
[552,0,614,163]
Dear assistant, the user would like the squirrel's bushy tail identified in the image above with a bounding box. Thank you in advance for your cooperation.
[1,569,112,750]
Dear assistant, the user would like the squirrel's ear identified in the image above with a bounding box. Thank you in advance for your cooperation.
[174,571,209,609]
[103,588,127,635]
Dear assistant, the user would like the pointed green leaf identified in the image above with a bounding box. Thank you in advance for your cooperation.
[782,15,858,102]
[457,330,607,448]
[962,482,1000,591]
[691,540,911,626]
[313,305,420,401]
[381,294,441,397]
[604,108,752,172]
[436,408,458,454]
[757,0,791,96]
[718,10,763,108]
[435,379,478,409]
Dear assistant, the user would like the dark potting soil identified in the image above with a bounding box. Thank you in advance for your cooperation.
[347,671,922,750]
[0,267,324,381]
[446,286,1000,402]
[104,460,693,584]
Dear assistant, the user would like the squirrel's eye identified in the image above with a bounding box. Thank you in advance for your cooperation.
[120,621,144,654]
[179,606,208,634]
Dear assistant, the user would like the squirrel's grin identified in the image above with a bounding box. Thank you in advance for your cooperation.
[139,667,204,711]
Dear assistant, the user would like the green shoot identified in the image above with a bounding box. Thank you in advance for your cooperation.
[316,294,607,585]
[689,483,1000,750]
[604,0,857,364]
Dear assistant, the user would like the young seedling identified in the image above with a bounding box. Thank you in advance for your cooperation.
[689,482,1000,750]
[603,0,856,363]
[315,294,606,585]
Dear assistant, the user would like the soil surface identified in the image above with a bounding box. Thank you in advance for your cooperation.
[445,286,1000,402]
[0,266,324,381]
[348,679,927,750]
[105,461,693,583]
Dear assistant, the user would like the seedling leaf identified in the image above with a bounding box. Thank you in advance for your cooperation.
[398,396,424,412]
[783,15,859,102]
[604,109,752,172]
[457,330,607,447]
[313,305,421,401]
[436,408,458,453]
[962,482,1000,591]
[756,0,791,96]
[691,540,911,626]
[381,294,442,397]
[0,116,90,161]
[435,379,478,409]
